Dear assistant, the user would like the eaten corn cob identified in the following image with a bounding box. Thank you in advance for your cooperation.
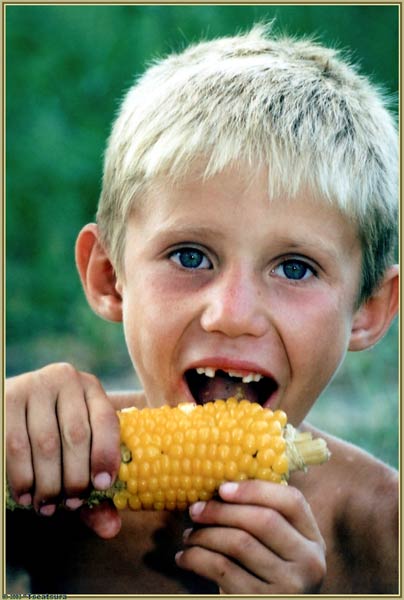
[6,398,330,512]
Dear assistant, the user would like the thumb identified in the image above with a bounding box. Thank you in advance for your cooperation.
[80,502,122,539]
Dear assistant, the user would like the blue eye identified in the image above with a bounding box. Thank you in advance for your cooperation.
[170,247,212,270]
[273,259,315,280]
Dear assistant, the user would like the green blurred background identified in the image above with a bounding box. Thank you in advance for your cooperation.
[6,4,399,467]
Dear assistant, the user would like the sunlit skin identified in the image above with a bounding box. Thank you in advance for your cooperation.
[116,164,363,426]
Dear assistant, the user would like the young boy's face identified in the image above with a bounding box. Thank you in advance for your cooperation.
[116,164,362,425]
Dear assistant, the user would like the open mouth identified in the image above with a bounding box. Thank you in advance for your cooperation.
[184,367,278,406]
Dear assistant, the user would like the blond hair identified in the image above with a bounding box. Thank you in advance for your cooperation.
[97,24,398,302]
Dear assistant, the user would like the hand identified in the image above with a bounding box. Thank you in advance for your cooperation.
[175,480,326,594]
[6,363,121,537]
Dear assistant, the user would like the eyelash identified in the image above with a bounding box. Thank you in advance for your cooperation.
[272,258,318,281]
[169,247,213,270]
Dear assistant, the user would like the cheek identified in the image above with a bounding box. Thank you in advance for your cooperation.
[280,294,354,424]
[282,291,354,372]
[120,284,185,373]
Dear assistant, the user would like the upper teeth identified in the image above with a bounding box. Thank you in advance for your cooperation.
[196,367,216,378]
[195,367,263,383]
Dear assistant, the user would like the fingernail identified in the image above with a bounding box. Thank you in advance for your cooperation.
[18,493,32,507]
[175,550,184,563]
[189,501,206,518]
[65,498,84,511]
[220,482,239,496]
[93,472,112,490]
[39,503,56,517]
[183,527,192,541]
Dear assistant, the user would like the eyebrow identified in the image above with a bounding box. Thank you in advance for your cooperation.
[273,236,352,263]
[148,223,352,263]
[276,235,338,254]
[150,224,220,242]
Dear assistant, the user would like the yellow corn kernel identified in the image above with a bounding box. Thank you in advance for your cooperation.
[217,443,231,461]
[148,477,160,492]
[159,474,170,490]
[113,490,129,510]
[237,453,255,475]
[128,495,142,511]
[180,475,192,491]
[165,490,176,503]
[176,490,187,503]
[118,463,130,482]
[170,475,180,489]
[267,419,283,436]
[138,461,151,478]
[137,479,148,493]
[187,489,199,504]
[212,460,225,480]
[192,475,204,490]
[181,457,192,474]
[184,442,196,458]
[201,459,213,477]
[127,478,138,495]
[109,398,330,511]
[241,432,257,453]
[273,409,288,428]
[205,477,217,491]
[272,454,289,475]
[224,460,239,480]
[257,447,276,467]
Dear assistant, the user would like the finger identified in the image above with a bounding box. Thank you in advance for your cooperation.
[83,374,121,490]
[6,379,34,504]
[56,381,92,497]
[189,498,301,560]
[219,480,324,544]
[176,544,268,594]
[183,525,282,583]
[80,502,122,539]
[181,526,324,594]
[26,391,62,511]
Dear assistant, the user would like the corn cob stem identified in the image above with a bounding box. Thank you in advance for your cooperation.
[6,398,330,512]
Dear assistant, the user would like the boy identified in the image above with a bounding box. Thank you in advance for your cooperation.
[6,25,399,594]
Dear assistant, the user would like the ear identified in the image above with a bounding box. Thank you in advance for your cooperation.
[348,265,399,351]
[75,223,123,322]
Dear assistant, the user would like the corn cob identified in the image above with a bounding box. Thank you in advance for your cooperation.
[108,398,329,511]
[6,398,330,512]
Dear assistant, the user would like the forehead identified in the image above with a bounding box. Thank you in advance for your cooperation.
[129,165,361,258]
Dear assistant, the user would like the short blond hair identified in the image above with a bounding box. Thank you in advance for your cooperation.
[97,24,398,302]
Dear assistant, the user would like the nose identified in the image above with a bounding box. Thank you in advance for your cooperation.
[200,267,269,338]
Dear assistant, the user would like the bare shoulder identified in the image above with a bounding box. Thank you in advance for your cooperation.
[298,423,398,593]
